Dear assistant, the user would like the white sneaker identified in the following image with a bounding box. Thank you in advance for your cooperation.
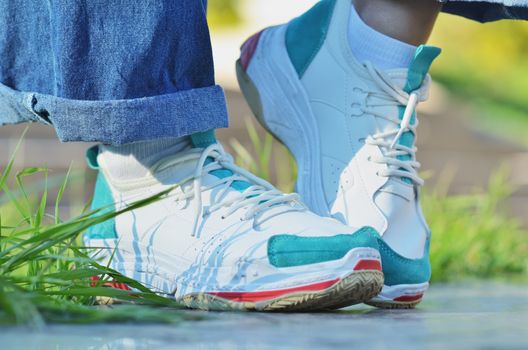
[84,132,383,311]
[237,0,440,308]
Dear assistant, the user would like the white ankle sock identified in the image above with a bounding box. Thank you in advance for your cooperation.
[99,137,191,181]
[348,4,417,70]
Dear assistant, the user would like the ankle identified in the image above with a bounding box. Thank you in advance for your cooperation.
[348,4,417,70]
[99,137,191,181]
[352,0,441,46]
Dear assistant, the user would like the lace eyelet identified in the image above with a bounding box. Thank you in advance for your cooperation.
[350,105,363,117]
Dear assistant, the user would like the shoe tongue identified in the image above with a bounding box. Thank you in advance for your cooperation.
[385,45,441,91]
[189,130,253,192]
[403,45,441,92]
[384,45,441,185]
[203,158,252,192]
[190,130,217,148]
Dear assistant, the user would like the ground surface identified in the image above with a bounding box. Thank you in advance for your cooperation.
[1,282,527,349]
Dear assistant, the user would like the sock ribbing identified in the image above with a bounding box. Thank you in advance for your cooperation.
[99,136,191,181]
[348,5,417,70]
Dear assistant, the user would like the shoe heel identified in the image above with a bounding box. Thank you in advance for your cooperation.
[239,30,264,72]
[236,59,273,139]
[237,30,275,142]
[366,283,428,309]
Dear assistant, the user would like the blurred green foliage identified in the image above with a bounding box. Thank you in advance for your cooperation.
[431,14,528,143]
[208,0,243,30]
[424,169,528,282]
[0,135,187,325]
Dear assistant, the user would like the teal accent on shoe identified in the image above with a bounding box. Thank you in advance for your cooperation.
[285,0,337,78]
[191,130,252,192]
[191,129,217,148]
[86,145,100,170]
[378,238,431,286]
[206,160,252,192]
[85,171,118,240]
[404,45,442,93]
[397,45,441,183]
[268,226,380,268]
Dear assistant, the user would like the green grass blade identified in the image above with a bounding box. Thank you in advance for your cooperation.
[54,165,72,224]
[0,127,28,190]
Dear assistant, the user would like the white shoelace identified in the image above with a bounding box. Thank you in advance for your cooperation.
[359,62,430,186]
[158,144,301,238]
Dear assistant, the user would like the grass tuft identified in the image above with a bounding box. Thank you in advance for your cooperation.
[425,169,528,282]
[0,133,188,326]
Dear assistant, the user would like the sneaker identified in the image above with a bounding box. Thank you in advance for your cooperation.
[236,0,440,308]
[84,131,383,311]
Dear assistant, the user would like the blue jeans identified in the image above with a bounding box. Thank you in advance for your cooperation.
[443,0,528,22]
[0,0,227,145]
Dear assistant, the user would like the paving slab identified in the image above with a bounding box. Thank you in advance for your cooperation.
[1,282,527,350]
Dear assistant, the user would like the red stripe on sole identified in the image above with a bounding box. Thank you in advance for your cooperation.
[353,259,382,271]
[394,293,423,302]
[90,275,131,291]
[208,278,340,303]
[240,30,264,71]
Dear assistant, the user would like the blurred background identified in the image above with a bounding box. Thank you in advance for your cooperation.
[1,0,527,281]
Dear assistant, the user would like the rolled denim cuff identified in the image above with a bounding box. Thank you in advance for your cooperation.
[0,82,228,145]
[441,1,528,22]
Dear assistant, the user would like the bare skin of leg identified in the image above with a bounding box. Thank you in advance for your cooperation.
[353,0,442,46]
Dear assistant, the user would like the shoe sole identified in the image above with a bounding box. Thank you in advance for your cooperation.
[366,299,421,309]
[180,269,383,311]
[364,282,428,309]
[237,27,427,310]
[89,240,384,311]
[93,270,383,312]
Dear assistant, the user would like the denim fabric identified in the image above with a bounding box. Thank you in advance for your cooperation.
[0,0,228,145]
[443,1,528,22]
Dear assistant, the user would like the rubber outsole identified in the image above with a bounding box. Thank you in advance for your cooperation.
[366,288,425,309]
[180,270,383,311]
[365,299,421,309]
[94,269,383,312]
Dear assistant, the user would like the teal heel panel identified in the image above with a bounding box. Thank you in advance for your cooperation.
[85,172,117,240]
[285,0,337,78]
[379,238,431,286]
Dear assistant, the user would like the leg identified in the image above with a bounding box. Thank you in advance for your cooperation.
[0,0,226,178]
[353,0,442,45]
[0,0,226,144]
